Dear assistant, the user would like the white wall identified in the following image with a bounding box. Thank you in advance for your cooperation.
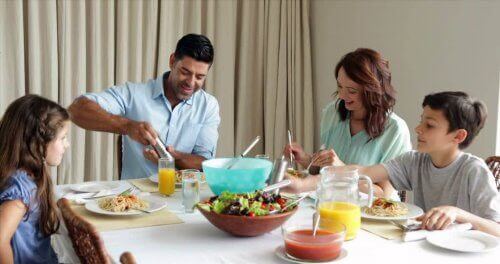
[310,0,500,158]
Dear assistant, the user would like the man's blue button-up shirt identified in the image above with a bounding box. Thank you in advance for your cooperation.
[83,72,221,179]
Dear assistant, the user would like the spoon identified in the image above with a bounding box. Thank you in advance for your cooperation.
[262,179,292,193]
[312,212,320,236]
[227,136,261,169]
[287,130,295,169]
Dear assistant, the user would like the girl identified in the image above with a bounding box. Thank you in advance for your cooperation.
[0,95,70,263]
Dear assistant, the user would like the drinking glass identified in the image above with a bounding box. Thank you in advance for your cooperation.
[158,158,175,196]
[182,169,200,213]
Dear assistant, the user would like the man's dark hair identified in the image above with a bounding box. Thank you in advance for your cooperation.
[422,91,487,149]
[174,34,214,64]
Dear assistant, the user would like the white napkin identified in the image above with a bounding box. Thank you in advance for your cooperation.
[403,223,473,242]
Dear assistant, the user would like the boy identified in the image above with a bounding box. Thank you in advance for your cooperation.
[286,91,500,236]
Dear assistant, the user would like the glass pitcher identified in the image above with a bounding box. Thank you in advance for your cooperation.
[315,166,374,240]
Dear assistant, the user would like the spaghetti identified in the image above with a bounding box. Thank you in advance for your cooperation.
[98,194,149,212]
[364,198,408,217]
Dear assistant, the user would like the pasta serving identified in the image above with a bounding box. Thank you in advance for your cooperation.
[364,198,408,217]
[98,194,149,212]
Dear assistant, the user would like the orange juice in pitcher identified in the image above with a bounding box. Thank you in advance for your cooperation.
[315,166,373,241]
[319,201,361,240]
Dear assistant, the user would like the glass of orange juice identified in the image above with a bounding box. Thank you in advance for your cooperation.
[158,157,175,196]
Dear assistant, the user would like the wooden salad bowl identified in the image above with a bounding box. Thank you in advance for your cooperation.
[196,202,298,237]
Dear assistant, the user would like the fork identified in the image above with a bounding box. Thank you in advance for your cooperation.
[390,220,421,231]
[83,187,132,200]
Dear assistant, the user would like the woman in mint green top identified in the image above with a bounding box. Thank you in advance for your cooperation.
[284,48,412,198]
[320,101,411,166]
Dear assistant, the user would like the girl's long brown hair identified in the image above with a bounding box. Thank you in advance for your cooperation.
[334,48,396,139]
[0,95,69,236]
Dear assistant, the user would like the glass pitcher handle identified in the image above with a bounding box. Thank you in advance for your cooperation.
[359,174,373,207]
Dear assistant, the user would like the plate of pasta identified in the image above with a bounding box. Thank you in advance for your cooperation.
[85,194,167,216]
[361,198,423,220]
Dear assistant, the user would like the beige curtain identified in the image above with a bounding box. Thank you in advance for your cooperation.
[0,0,313,184]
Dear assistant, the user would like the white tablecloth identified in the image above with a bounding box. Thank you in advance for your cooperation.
[53,181,499,264]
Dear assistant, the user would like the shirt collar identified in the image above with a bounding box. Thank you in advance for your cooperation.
[152,71,195,106]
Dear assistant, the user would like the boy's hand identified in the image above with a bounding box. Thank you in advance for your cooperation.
[280,173,305,194]
[417,206,463,230]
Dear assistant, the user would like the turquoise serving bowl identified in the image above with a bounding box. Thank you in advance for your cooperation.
[202,158,273,195]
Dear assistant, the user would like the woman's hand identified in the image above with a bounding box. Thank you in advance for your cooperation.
[283,143,310,168]
[310,149,344,168]
[417,206,462,230]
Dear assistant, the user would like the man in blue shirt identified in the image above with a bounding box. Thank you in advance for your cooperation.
[69,34,220,179]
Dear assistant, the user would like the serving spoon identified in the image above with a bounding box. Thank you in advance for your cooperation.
[226,136,261,169]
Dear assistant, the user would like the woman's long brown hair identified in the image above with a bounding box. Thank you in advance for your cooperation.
[334,48,396,139]
[0,95,69,236]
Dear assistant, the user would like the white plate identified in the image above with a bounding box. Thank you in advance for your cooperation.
[84,195,168,216]
[361,202,423,221]
[274,246,347,263]
[426,230,499,253]
[70,182,121,193]
[148,174,181,187]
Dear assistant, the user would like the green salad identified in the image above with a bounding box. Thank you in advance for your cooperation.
[198,191,294,217]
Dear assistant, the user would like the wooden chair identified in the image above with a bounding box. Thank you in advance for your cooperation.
[117,135,123,180]
[119,252,137,264]
[485,156,500,191]
[57,198,136,264]
[398,190,407,202]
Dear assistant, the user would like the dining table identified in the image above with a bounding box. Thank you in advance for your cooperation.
[52,179,499,264]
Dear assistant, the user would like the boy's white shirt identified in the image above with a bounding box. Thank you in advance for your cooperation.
[382,151,500,222]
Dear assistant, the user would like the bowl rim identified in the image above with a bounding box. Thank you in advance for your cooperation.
[196,200,299,219]
[202,157,273,169]
[282,223,346,244]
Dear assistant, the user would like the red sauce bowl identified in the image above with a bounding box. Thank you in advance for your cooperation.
[282,223,345,262]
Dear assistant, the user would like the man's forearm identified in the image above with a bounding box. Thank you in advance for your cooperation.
[175,153,206,170]
[68,97,129,135]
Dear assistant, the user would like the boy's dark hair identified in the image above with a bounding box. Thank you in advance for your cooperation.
[174,34,214,64]
[422,91,487,149]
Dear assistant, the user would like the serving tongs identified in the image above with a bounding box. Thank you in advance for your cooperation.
[152,137,174,161]
[262,179,292,193]
[226,136,261,169]
[269,195,308,215]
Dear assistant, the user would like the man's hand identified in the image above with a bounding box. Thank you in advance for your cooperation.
[166,146,181,159]
[144,145,182,165]
[143,147,159,164]
[283,143,311,168]
[126,120,157,146]
[417,206,462,230]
